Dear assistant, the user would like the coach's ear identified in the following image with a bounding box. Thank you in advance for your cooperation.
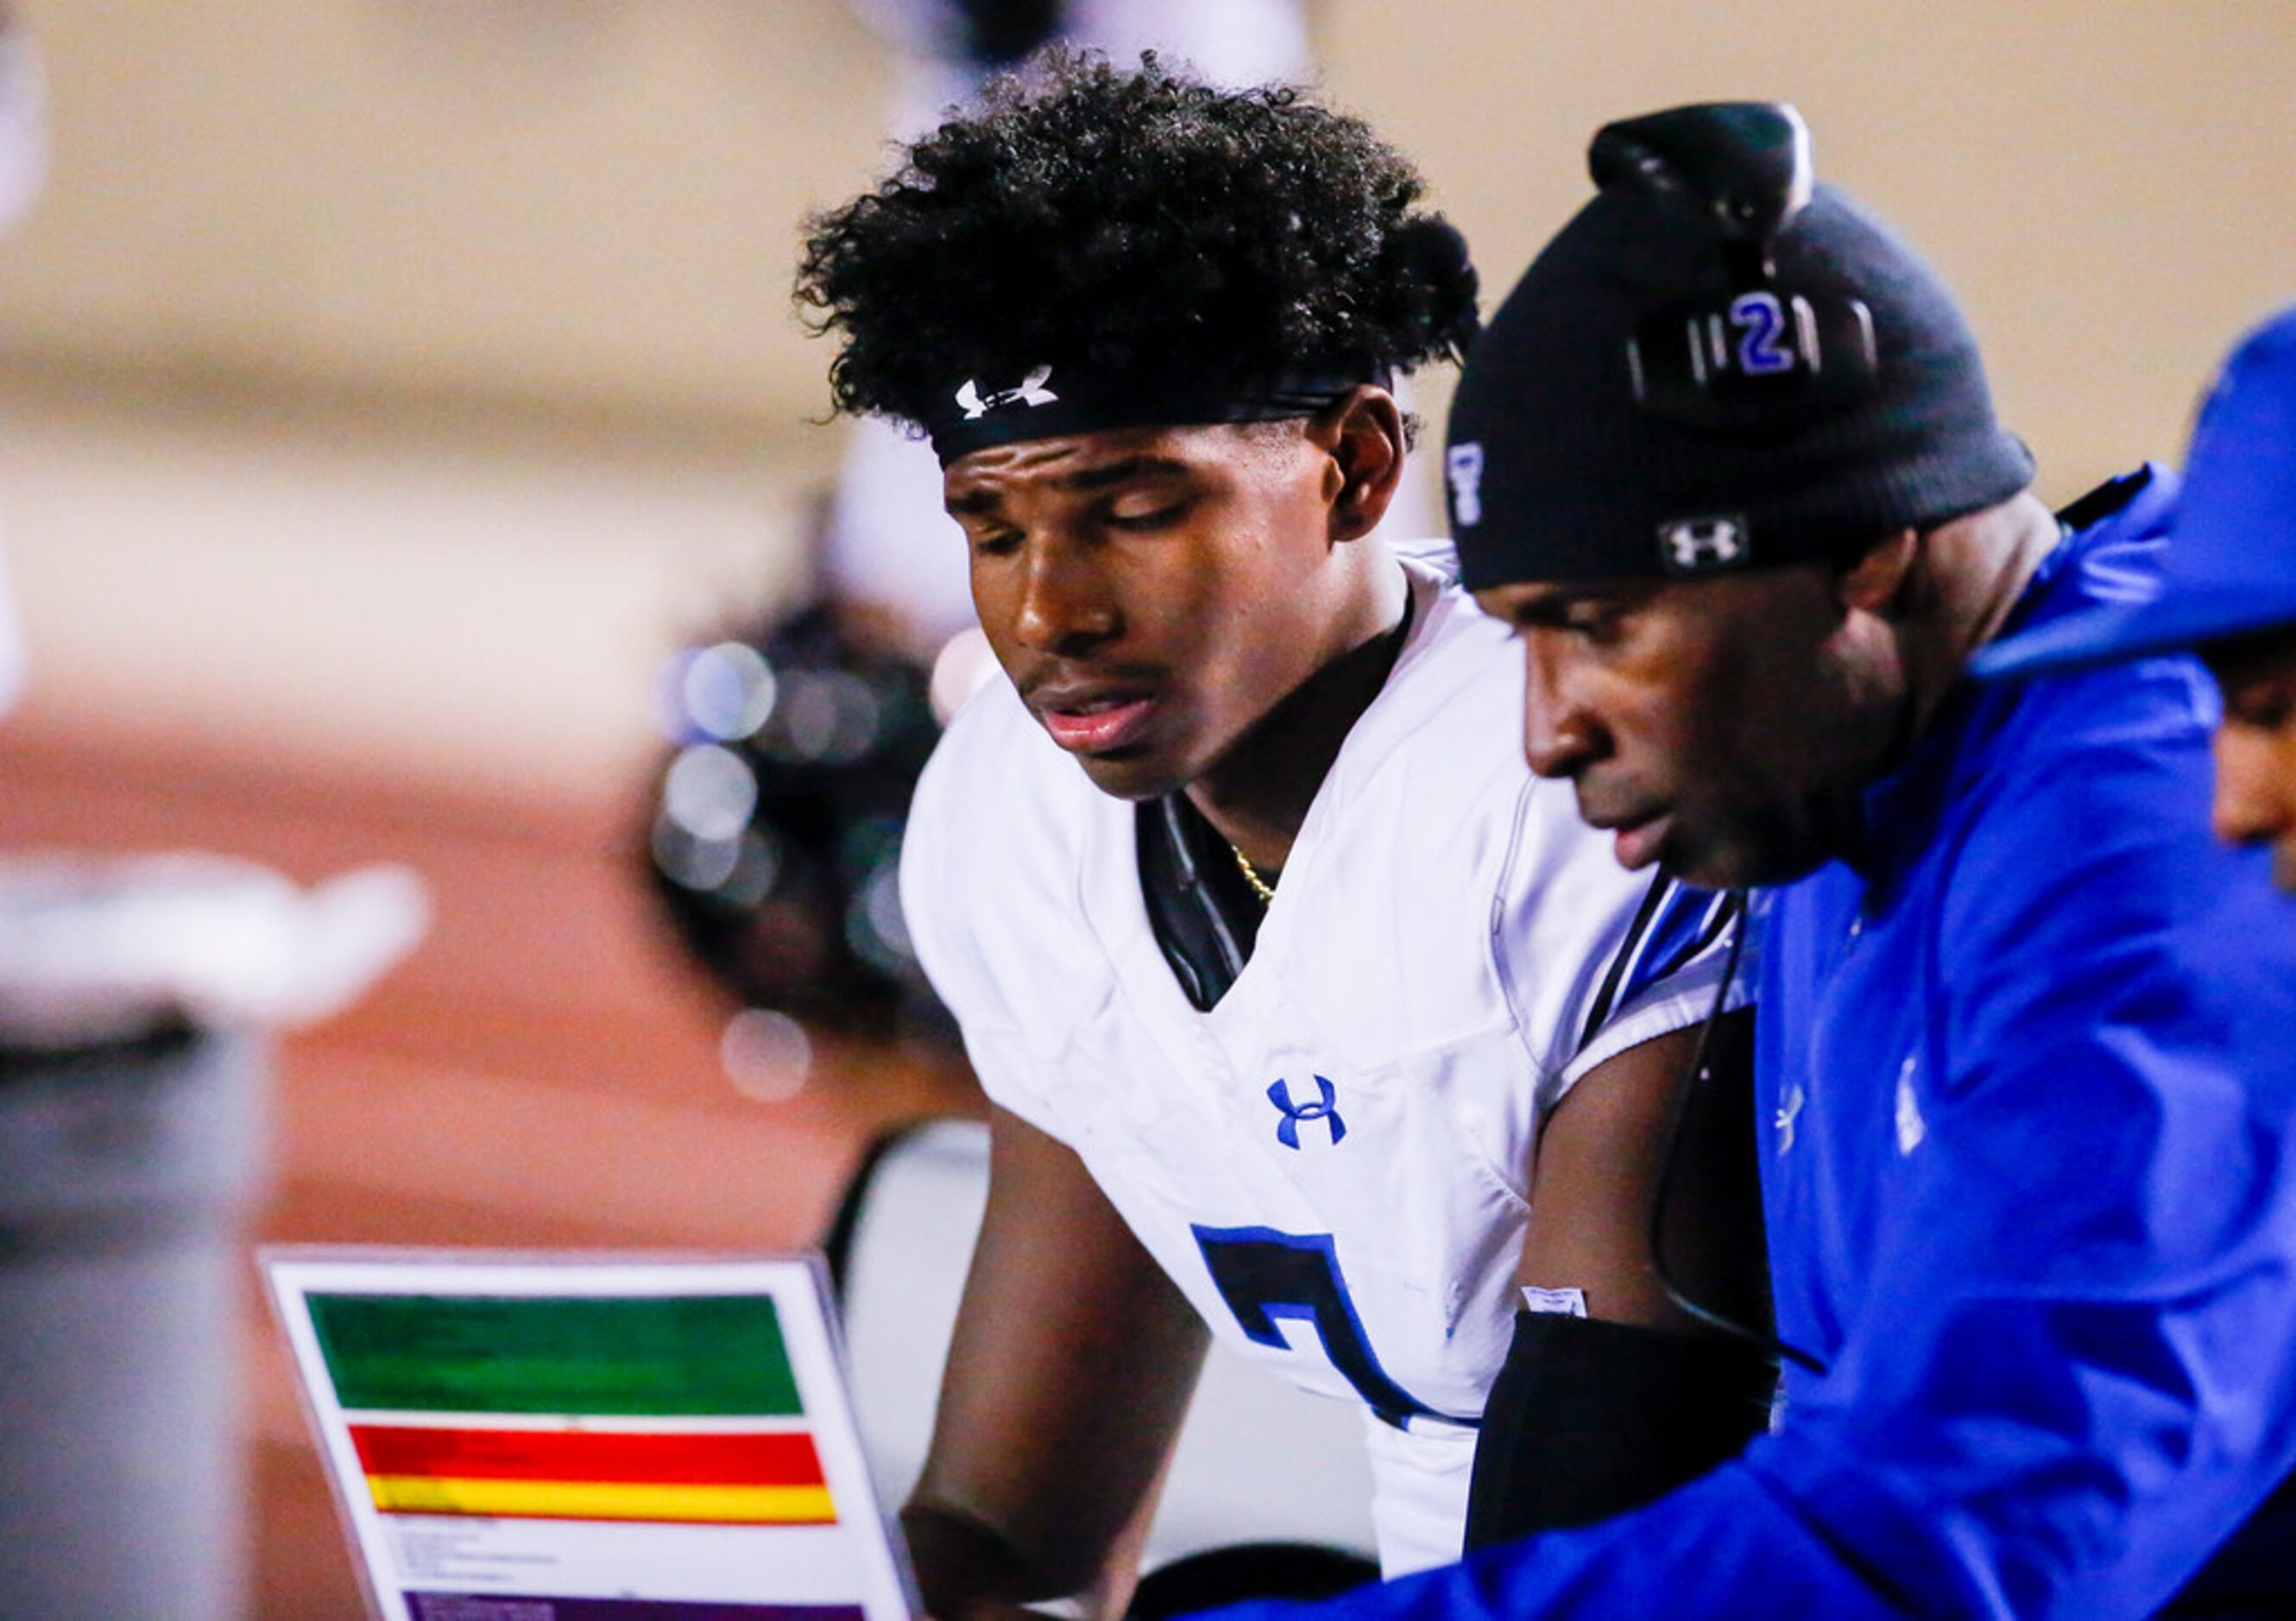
[1837,527,1920,616]
[1313,385,1408,545]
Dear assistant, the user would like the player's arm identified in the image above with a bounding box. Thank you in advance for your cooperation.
[902,1103,1210,1621]
[1464,1013,1776,1544]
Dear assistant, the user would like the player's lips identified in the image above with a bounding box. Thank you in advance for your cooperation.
[1027,683,1160,754]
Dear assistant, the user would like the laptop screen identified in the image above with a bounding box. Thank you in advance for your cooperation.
[262,1248,914,1621]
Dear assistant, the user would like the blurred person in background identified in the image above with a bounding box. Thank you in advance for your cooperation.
[799,55,1771,1620]
[1977,303,2296,894]
[643,602,976,1113]
[1195,103,2296,1620]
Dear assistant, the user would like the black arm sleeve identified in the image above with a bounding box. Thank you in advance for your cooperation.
[1462,1310,1777,1547]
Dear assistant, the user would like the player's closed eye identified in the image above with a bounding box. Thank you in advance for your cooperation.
[1102,500,1191,533]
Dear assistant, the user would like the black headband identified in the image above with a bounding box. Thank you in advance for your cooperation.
[923,357,1388,465]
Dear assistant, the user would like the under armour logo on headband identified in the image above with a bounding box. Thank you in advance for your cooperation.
[956,365,1060,420]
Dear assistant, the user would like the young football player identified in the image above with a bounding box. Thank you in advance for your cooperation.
[798,56,1771,1618]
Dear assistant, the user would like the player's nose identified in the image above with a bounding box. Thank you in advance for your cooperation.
[1010,534,1120,657]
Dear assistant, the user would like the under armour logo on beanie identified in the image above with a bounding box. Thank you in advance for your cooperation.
[1446,101,2034,590]
[1658,515,1751,575]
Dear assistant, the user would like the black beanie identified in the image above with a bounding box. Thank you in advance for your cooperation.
[1445,104,2034,590]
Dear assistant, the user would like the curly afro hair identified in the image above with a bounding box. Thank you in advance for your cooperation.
[796,51,1479,432]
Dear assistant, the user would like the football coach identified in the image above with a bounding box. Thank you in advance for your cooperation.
[1200,104,2296,1619]
[1977,302,2296,898]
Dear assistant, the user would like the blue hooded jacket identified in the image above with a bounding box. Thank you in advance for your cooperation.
[1200,467,2296,1618]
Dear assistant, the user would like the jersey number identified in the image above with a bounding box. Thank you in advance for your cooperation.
[1192,1224,1441,1428]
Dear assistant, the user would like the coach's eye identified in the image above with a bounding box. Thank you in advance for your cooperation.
[1562,604,1625,644]
[968,527,1024,559]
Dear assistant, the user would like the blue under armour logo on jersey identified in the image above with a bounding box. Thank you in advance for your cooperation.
[1267,1076,1346,1150]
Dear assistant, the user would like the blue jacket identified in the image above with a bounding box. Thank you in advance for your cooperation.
[1202,468,2296,1618]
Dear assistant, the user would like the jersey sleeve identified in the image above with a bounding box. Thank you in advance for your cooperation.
[1494,778,1754,1107]
[899,684,1076,1146]
[1197,660,2296,1621]
[1556,877,1750,1090]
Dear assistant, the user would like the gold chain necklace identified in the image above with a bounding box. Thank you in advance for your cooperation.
[1230,843,1277,905]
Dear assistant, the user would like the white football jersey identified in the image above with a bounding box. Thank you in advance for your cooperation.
[901,543,1740,1575]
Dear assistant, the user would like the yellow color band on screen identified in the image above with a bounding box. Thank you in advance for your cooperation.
[365,1475,837,1525]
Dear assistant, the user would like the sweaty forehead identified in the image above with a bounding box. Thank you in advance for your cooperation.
[941,421,1296,511]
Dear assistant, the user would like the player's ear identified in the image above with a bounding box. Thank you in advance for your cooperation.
[1314,386,1407,545]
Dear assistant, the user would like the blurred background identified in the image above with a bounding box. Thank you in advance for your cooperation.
[0,2,2288,1614]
